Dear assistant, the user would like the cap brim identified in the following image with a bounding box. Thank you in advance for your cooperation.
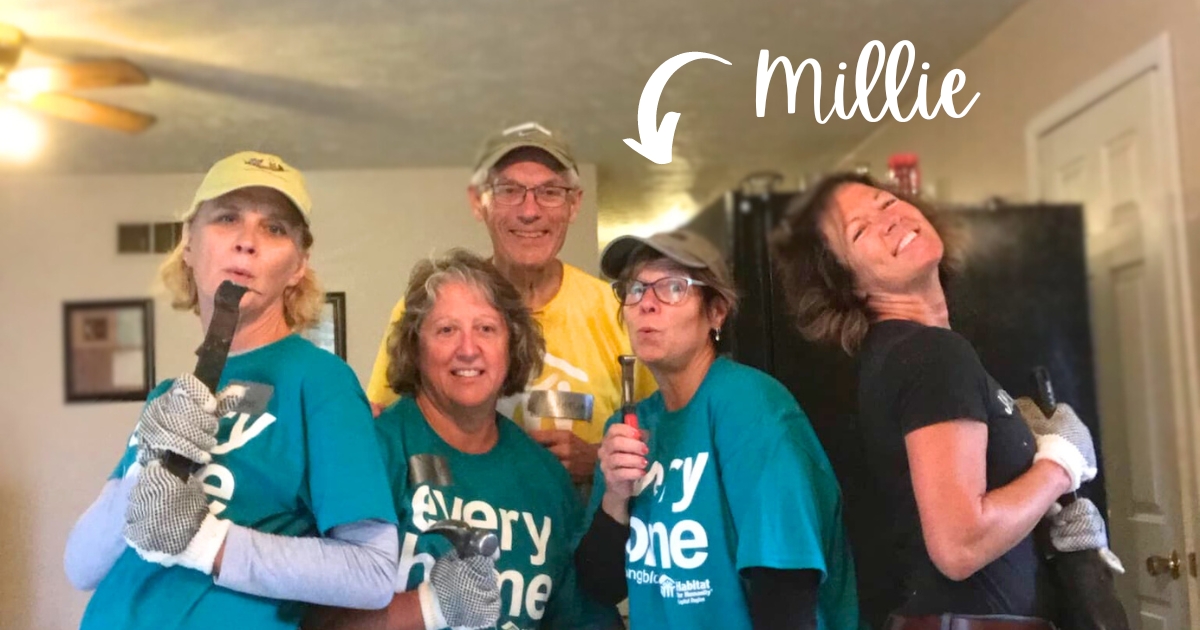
[476,142,577,174]
[184,181,310,225]
[600,235,708,279]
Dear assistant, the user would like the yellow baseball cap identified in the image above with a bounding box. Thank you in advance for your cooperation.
[182,151,312,224]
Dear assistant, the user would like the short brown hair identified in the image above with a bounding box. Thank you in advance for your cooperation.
[769,172,965,355]
[386,249,545,398]
[615,246,740,342]
[159,190,324,330]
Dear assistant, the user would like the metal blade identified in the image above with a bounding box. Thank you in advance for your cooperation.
[22,92,155,133]
[7,58,148,94]
[526,390,594,421]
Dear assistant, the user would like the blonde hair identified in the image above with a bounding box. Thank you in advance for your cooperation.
[158,195,325,330]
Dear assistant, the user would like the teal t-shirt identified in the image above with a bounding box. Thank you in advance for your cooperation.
[377,397,619,630]
[587,357,861,630]
[81,334,398,630]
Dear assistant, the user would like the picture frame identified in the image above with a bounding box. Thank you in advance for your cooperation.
[63,299,155,403]
[302,292,347,360]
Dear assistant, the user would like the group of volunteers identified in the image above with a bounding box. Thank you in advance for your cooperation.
[63,121,1115,630]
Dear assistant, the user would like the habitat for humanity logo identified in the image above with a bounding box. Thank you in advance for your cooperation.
[657,575,713,606]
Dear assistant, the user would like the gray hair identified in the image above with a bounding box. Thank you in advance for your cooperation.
[386,249,545,398]
[468,147,582,191]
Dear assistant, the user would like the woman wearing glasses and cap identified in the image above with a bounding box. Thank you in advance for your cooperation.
[573,230,861,630]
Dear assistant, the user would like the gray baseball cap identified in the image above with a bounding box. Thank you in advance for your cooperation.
[600,229,731,287]
[473,121,578,175]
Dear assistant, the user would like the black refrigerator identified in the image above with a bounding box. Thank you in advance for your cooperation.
[686,188,1106,629]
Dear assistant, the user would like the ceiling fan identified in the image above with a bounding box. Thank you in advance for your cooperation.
[0,24,155,133]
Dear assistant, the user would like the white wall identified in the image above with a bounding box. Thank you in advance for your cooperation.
[833,0,1200,351]
[0,163,598,629]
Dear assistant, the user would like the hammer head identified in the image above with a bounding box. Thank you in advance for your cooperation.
[425,519,499,558]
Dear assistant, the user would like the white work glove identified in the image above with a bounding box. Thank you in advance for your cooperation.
[124,459,230,573]
[1014,398,1098,492]
[417,548,501,630]
[1046,498,1125,574]
[135,373,246,465]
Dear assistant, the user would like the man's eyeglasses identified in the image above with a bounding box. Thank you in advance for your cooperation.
[488,182,576,208]
[612,276,707,306]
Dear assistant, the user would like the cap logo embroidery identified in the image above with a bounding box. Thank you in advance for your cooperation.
[502,122,552,138]
[244,156,286,172]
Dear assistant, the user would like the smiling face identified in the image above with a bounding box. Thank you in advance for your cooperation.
[417,280,511,416]
[182,187,308,321]
[819,182,944,297]
[469,158,580,271]
[623,260,726,372]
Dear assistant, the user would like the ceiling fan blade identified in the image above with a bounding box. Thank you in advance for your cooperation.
[7,59,149,94]
[23,93,155,133]
[0,24,24,74]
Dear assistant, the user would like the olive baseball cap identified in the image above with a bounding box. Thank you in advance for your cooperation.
[182,151,312,224]
[474,122,578,175]
[600,229,731,286]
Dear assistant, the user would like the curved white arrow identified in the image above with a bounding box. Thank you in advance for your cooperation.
[624,52,732,164]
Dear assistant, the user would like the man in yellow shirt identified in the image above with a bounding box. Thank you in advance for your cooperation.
[367,122,654,484]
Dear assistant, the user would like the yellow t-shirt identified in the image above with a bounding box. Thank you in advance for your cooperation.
[366,263,656,444]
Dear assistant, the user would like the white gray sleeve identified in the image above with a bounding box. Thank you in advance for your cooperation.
[215,519,399,610]
[64,467,139,590]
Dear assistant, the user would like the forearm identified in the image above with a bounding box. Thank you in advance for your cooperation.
[64,470,139,590]
[600,492,630,525]
[307,590,425,630]
[216,519,398,609]
[930,460,1071,578]
[575,508,630,606]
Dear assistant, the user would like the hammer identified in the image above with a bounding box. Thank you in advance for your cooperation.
[408,453,499,559]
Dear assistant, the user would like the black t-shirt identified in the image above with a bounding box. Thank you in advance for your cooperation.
[856,319,1053,621]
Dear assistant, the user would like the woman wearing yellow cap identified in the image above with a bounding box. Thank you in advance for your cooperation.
[64,152,400,630]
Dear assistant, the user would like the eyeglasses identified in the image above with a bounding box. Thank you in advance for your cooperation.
[612,276,707,306]
[488,182,576,208]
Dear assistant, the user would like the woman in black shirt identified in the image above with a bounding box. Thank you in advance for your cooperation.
[769,173,1100,630]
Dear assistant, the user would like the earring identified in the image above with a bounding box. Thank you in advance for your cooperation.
[713,328,721,342]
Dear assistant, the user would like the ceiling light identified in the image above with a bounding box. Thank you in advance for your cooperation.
[0,106,42,160]
[5,67,53,97]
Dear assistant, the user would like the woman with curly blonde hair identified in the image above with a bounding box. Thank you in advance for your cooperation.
[66,151,399,630]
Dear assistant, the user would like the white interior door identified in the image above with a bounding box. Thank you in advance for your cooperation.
[1036,70,1192,630]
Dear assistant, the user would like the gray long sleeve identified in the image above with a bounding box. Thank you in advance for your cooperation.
[216,519,399,610]
[64,469,139,590]
[65,464,398,609]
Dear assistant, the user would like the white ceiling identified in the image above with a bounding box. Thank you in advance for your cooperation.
[3,0,1023,233]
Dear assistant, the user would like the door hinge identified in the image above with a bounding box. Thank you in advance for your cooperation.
[1190,552,1197,578]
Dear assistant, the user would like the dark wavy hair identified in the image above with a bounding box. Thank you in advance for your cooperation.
[769,172,966,355]
[386,249,545,398]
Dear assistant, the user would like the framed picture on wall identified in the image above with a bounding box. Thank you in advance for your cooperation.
[63,299,155,403]
[301,292,347,360]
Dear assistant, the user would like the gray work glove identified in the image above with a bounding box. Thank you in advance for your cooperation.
[1047,498,1126,574]
[1014,398,1098,492]
[135,373,245,465]
[124,458,231,573]
[417,548,501,630]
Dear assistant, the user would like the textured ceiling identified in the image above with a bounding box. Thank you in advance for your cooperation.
[2,0,1024,234]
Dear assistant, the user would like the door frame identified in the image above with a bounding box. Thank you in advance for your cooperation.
[1025,32,1200,625]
